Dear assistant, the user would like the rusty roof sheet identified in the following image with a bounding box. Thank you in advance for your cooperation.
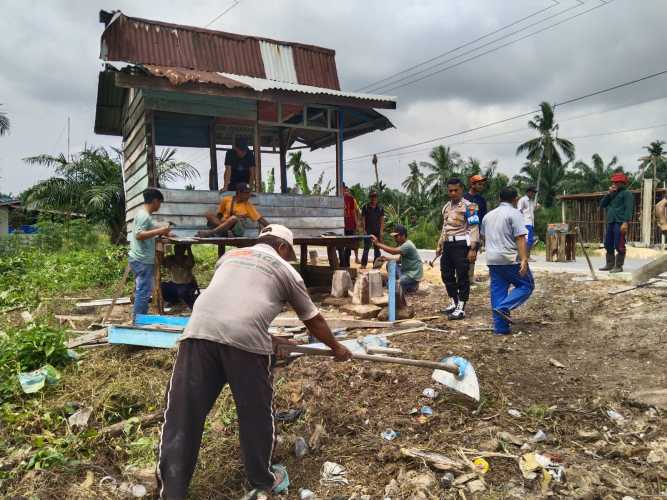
[140,65,395,104]
[101,11,341,89]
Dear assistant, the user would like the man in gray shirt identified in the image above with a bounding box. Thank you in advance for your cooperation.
[157,224,352,499]
[480,187,534,335]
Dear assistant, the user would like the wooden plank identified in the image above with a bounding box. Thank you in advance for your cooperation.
[159,189,343,208]
[123,112,146,148]
[67,329,108,348]
[122,96,145,139]
[136,314,189,326]
[125,168,149,194]
[143,89,257,120]
[161,189,221,204]
[641,178,655,245]
[263,217,344,229]
[124,154,148,181]
[124,124,148,166]
[125,141,148,173]
[156,203,342,218]
[146,110,157,187]
[108,325,180,349]
[209,118,218,190]
[77,297,131,308]
[125,175,149,201]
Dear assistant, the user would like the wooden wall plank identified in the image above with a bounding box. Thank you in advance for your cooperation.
[143,89,257,120]
[155,202,341,218]
[150,214,342,229]
[159,189,342,208]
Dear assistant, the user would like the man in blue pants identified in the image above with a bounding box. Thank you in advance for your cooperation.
[481,187,534,335]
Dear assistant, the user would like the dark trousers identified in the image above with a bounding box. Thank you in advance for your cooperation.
[361,232,381,267]
[440,241,471,302]
[161,282,198,309]
[338,228,355,268]
[603,222,626,254]
[157,339,275,499]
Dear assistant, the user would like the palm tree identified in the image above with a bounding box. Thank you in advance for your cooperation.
[638,140,667,183]
[512,159,570,207]
[155,148,200,187]
[287,151,312,194]
[23,147,199,244]
[401,161,424,198]
[516,102,575,204]
[0,105,9,136]
[568,154,619,193]
[422,145,462,205]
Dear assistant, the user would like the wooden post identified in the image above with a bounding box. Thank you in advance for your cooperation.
[209,118,218,190]
[300,244,307,275]
[561,191,566,224]
[337,110,344,196]
[153,241,165,314]
[388,261,396,321]
[145,110,157,187]
[279,129,288,194]
[641,178,654,246]
[254,107,262,191]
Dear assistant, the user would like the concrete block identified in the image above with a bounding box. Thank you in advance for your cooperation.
[371,295,389,307]
[341,303,382,319]
[367,270,383,298]
[331,270,353,298]
[352,273,370,305]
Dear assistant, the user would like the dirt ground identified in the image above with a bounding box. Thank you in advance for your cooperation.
[2,269,666,499]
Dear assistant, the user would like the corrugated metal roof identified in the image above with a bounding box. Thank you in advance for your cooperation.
[100,11,340,89]
[216,72,396,103]
[259,41,298,84]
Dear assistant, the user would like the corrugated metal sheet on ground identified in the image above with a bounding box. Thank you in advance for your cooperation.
[101,11,340,89]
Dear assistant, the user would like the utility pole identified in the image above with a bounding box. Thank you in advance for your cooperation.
[67,116,71,161]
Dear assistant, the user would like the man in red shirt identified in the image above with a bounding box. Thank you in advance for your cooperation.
[339,184,358,267]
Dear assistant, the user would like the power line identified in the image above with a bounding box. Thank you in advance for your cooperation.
[355,0,563,92]
[205,0,241,28]
[375,0,613,94]
[310,68,667,166]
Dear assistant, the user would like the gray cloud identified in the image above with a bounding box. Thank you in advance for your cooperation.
[1,0,667,196]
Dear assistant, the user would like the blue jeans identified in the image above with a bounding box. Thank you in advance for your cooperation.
[488,264,534,334]
[129,260,154,321]
[525,225,534,248]
[603,222,626,254]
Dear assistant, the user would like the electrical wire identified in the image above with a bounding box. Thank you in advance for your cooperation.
[355,0,564,92]
[309,68,667,166]
[376,0,613,94]
[205,0,241,28]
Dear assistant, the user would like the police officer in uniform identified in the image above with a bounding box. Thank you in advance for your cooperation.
[435,178,480,320]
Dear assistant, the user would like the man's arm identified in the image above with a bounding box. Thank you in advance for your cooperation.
[516,234,529,275]
[302,314,352,361]
[600,188,616,208]
[370,235,401,255]
[136,225,171,240]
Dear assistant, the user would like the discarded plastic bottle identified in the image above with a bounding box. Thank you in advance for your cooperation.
[299,488,316,499]
[294,437,308,458]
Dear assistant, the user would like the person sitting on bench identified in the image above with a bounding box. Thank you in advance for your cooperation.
[196,182,269,237]
[161,244,199,309]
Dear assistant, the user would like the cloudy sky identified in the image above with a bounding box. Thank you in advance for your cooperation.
[1,0,667,195]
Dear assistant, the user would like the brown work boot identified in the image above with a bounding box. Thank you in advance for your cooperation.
[599,252,614,271]
[610,253,625,273]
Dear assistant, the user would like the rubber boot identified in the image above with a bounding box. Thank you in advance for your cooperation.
[610,252,625,273]
[599,252,614,271]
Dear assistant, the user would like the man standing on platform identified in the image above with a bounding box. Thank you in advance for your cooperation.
[223,136,257,191]
[599,172,633,273]
[481,187,534,335]
[517,186,540,259]
[464,174,488,284]
[436,178,480,320]
[361,191,385,268]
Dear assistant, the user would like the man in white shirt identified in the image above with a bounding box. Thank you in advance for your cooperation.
[517,186,540,257]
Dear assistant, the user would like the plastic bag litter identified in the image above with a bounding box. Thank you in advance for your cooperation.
[422,388,439,398]
[381,429,399,440]
[320,461,349,485]
[18,364,61,394]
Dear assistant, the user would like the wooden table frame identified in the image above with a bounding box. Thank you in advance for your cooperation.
[152,235,368,313]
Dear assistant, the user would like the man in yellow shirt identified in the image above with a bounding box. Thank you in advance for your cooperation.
[196,183,269,237]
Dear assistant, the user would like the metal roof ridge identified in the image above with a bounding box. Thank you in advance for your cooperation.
[107,11,337,56]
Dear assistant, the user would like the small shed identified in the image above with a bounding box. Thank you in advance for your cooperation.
[94,11,396,240]
[560,186,666,244]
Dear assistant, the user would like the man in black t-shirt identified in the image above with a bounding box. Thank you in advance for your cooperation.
[223,136,256,190]
[361,191,385,268]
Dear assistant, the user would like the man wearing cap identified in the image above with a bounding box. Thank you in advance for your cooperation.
[517,187,540,259]
[464,174,488,283]
[361,191,385,268]
[157,224,353,499]
[223,136,257,191]
[599,172,633,273]
[370,224,423,293]
[436,178,480,320]
[197,182,269,238]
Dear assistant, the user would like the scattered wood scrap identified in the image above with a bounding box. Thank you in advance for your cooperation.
[67,329,108,348]
[400,447,465,472]
[99,411,163,437]
[76,297,131,308]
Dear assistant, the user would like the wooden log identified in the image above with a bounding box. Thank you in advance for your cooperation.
[100,411,163,437]
[67,329,108,348]
[631,253,667,284]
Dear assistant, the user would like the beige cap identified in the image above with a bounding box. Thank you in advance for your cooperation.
[258,224,297,261]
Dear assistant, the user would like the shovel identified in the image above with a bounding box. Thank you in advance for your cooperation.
[285,345,480,402]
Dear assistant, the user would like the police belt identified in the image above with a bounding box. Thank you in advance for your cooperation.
[444,235,469,243]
